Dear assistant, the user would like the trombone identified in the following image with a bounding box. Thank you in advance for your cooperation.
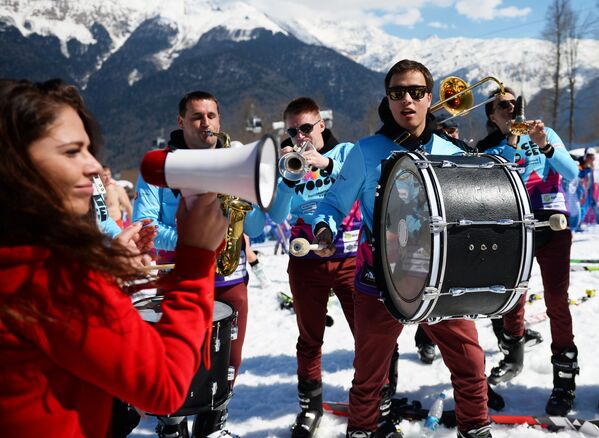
[430,76,504,123]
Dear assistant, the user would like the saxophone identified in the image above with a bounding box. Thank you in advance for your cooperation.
[208,130,253,276]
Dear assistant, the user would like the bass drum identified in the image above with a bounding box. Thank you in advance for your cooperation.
[372,151,534,323]
[134,296,237,416]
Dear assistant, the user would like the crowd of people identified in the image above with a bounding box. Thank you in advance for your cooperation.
[0,56,597,438]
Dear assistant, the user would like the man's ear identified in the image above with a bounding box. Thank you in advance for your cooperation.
[177,115,184,129]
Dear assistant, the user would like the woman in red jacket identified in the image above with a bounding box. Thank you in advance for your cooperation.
[0,78,227,437]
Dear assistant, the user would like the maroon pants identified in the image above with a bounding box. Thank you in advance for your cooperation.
[349,292,488,432]
[503,229,575,354]
[288,257,356,381]
[216,280,248,383]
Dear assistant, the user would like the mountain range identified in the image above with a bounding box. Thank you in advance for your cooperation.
[1,0,598,171]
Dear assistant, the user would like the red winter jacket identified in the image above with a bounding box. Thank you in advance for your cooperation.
[0,244,215,437]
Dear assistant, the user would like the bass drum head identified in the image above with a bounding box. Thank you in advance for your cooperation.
[214,300,233,323]
[375,153,432,319]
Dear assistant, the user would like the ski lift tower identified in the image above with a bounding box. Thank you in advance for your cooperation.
[272,121,285,146]
[320,109,333,130]
[245,116,263,134]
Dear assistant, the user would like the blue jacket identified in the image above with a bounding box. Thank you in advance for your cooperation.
[482,127,578,215]
[312,132,463,296]
[269,139,361,259]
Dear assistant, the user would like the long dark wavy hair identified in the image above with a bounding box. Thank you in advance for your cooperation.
[0,79,140,322]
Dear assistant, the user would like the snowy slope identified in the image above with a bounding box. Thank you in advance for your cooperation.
[129,225,599,437]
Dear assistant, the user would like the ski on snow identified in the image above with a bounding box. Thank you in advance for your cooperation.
[323,398,599,435]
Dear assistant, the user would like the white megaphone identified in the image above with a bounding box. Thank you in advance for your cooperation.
[140,134,279,210]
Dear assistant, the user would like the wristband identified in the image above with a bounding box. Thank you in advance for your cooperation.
[540,143,553,154]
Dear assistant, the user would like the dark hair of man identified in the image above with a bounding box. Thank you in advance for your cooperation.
[283,97,320,120]
[0,79,140,322]
[384,59,434,92]
[484,86,516,119]
[178,91,220,116]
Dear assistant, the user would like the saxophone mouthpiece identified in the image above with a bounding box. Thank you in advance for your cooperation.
[205,130,216,136]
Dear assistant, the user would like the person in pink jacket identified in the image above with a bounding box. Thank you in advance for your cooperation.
[0,78,227,438]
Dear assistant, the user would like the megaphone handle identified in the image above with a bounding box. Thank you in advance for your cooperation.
[180,189,207,209]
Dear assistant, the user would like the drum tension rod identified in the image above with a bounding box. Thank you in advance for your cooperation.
[430,215,537,231]
[413,159,518,170]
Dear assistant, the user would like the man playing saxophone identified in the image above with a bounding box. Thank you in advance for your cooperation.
[133,90,264,438]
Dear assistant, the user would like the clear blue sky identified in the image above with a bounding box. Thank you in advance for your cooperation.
[378,0,598,39]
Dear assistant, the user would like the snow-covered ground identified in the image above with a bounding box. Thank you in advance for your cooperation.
[131,225,599,438]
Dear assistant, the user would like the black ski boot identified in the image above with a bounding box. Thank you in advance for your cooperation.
[156,416,189,438]
[416,343,436,364]
[374,385,403,437]
[486,383,505,411]
[457,423,492,437]
[488,332,524,385]
[546,346,579,416]
[190,404,239,438]
[523,328,543,348]
[291,379,323,437]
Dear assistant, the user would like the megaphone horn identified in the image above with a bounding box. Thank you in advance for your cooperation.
[140,135,279,211]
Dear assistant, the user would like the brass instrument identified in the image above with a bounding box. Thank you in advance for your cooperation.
[278,140,315,181]
[431,76,504,123]
[508,96,531,136]
[207,130,253,276]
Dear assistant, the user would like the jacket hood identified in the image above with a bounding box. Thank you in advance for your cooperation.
[0,246,50,295]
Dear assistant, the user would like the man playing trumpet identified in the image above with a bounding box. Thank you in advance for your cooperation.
[268,97,361,438]
[477,86,580,416]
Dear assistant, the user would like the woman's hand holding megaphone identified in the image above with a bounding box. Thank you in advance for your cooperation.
[312,226,336,258]
[177,193,228,252]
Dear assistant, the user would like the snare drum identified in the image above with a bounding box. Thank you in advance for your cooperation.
[134,296,237,415]
[372,151,534,323]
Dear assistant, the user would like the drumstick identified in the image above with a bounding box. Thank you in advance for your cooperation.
[535,214,567,231]
[139,263,175,272]
[290,238,328,257]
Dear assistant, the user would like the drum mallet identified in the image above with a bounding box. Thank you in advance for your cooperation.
[535,213,567,231]
[290,238,328,257]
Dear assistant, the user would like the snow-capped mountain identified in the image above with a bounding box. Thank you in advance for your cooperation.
[3,0,598,96]
[1,0,598,170]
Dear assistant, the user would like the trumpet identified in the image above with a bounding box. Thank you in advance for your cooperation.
[278,140,316,181]
[431,76,504,123]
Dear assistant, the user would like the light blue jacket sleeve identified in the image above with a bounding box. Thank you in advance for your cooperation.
[98,216,122,239]
[243,205,266,238]
[312,145,366,239]
[132,175,179,251]
[267,178,295,224]
[328,141,355,179]
[545,128,579,181]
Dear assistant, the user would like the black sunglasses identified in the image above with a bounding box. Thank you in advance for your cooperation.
[286,119,321,138]
[387,86,428,101]
[497,99,516,110]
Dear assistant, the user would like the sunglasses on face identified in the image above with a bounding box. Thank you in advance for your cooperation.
[497,99,516,110]
[286,119,321,138]
[387,86,428,101]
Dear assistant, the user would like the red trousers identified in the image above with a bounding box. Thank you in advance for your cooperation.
[502,229,575,354]
[216,281,248,382]
[287,257,356,381]
[349,292,488,432]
